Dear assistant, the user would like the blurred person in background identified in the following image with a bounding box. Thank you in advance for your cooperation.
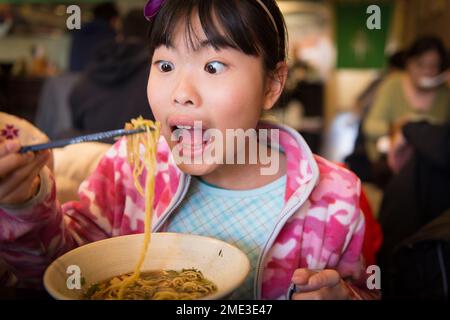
[363,36,450,166]
[35,71,80,140]
[376,49,450,300]
[356,51,406,118]
[345,51,405,185]
[46,2,120,138]
[378,120,450,299]
[69,2,119,72]
[66,9,154,141]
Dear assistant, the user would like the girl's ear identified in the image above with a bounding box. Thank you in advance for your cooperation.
[263,62,289,111]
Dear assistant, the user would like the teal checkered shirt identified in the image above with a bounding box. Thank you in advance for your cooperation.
[167,175,286,299]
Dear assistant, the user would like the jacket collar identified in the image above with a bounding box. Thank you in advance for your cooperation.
[257,120,319,206]
[152,121,320,230]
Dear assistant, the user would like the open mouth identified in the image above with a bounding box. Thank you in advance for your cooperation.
[169,122,214,156]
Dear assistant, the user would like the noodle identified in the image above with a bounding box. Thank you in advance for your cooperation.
[117,117,160,299]
[83,117,217,300]
[84,269,217,300]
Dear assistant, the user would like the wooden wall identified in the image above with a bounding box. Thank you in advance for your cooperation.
[400,0,450,48]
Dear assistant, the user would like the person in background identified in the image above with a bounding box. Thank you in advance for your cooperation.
[345,51,405,185]
[36,3,119,138]
[35,72,80,140]
[66,9,154,141]
[378,121,450,299]
[356,51,406,118]
[374,47,450,299]
[68,2,119,72]
[363,36,450,164]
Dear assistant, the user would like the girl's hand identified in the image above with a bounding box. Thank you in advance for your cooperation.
[290,268,351,300]
[0,138,50,206]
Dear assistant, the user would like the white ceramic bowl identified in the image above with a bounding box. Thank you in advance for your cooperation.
[44,232,250,300]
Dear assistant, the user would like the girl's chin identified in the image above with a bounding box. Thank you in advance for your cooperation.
[175,162,220,177]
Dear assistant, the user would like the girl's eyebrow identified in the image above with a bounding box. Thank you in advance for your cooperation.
[167,39,215,52]
[161,38,233,53]
[198,39,215,49]
[197,39,234,52]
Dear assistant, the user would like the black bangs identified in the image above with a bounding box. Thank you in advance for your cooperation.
[147,0,284,70]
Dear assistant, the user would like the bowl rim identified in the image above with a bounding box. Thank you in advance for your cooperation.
[43,232,251,300]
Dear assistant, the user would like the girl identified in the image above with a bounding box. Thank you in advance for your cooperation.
[0,0,378,299]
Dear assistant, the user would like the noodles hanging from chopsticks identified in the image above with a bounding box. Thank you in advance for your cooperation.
[83,117,217,300]
[118,117,160,299]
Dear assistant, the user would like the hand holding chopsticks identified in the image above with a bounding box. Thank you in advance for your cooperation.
[0,128,146,205]
[0,139,50,206]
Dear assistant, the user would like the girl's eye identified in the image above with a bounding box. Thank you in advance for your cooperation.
[156,61,174,73]
[205,61,226,74]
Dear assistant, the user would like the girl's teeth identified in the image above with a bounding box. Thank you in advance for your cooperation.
[182,143,203,151]
[203,132,212,143]
[176,125,192,130]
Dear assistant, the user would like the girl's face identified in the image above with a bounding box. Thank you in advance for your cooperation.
[147,17,284,176]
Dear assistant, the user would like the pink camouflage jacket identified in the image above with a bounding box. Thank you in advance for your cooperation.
[0,122,378,299]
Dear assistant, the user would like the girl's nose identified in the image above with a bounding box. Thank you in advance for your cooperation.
[172,74,201,107]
